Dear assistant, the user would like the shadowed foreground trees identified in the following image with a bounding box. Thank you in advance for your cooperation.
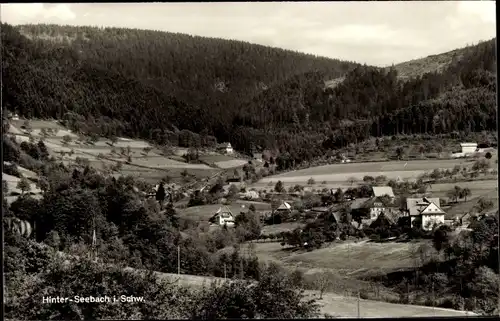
[5,234,319,320]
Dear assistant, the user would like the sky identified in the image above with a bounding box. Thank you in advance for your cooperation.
[1,1,496,66]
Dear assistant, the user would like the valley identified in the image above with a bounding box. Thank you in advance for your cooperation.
[2,6,498,319]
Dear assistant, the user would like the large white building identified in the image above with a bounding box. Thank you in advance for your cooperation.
[452,142,480,158]
[406,197,446,231]
[460,142,478,154]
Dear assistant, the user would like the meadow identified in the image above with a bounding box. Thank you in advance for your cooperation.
[178,202,271,221]
[251,240,424,277]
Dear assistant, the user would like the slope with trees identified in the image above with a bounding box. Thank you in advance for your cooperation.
[3,23,496,169]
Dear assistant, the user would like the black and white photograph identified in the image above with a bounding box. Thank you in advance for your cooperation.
[1,1,498,319]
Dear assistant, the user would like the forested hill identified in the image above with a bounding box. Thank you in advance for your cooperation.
[2,23,497,166]
[2,23,357,138]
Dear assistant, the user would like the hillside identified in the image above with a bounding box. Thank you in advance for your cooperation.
[1,23,497,168]
[389,46,469,80]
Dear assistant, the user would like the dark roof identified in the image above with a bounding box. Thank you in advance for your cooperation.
[364,196,395,208]
[350,198,371,209]
[369,213,395,228]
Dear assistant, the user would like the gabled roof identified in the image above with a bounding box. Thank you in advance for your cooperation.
[215,205,233,216]
[209,206,234,221]
[372,186,395,198]
[217,142,232,148]
[331,211,341,223]
[277,201,291,210]
[420,202,446,215]
[350,197,370,210]
[384,210,403,225]
[363,196,394,208]
[406,197,441,216]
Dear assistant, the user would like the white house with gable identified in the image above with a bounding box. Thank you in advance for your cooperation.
[406,197,445,231]
[209,206,235,226]
[217,142,234,155]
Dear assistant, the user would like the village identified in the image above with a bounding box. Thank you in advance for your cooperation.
[143,139,498,249]
[3,114,498,317]
[4,114,497,245]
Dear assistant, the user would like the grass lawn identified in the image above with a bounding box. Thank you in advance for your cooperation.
[261,222,305,235]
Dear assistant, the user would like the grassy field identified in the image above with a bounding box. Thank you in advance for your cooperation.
[22,127,223,184]
[261,222,305,235]
[177,203,264,221]
[199,154,238,163]
[443,189,499,219]
[252,240,424,278]
[178,202,271,221]
[254,158,495,188]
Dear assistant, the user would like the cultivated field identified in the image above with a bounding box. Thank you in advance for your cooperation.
[214,159,248,169]
[11,123,225,183]
[254,158,491,188]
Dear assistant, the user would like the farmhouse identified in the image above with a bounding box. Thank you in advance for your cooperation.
[209,206,235,226]
[452,142,480,158]
[406,197,446,231]
[461,142,479,154]
[275,201,292,214]
[217,142,234,155]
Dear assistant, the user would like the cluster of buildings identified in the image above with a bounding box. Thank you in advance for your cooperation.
[343,186,447,231]
[207,185,450,232]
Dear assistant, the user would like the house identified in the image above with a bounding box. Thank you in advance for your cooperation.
[372,186,395,199]
[461,142,478,154]
[209,206,235,226]
[406,197,446,231]
[360,196,399,220]
[452,142,479,158]
[217,142,234,155]
[253,152,263,162]
[349,197,371,218]
[275,201,292,214]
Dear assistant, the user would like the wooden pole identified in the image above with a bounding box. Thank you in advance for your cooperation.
[432,281,435,313]
[357,291,360,318]
[177,245,180,275]
[224,264,227,280]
